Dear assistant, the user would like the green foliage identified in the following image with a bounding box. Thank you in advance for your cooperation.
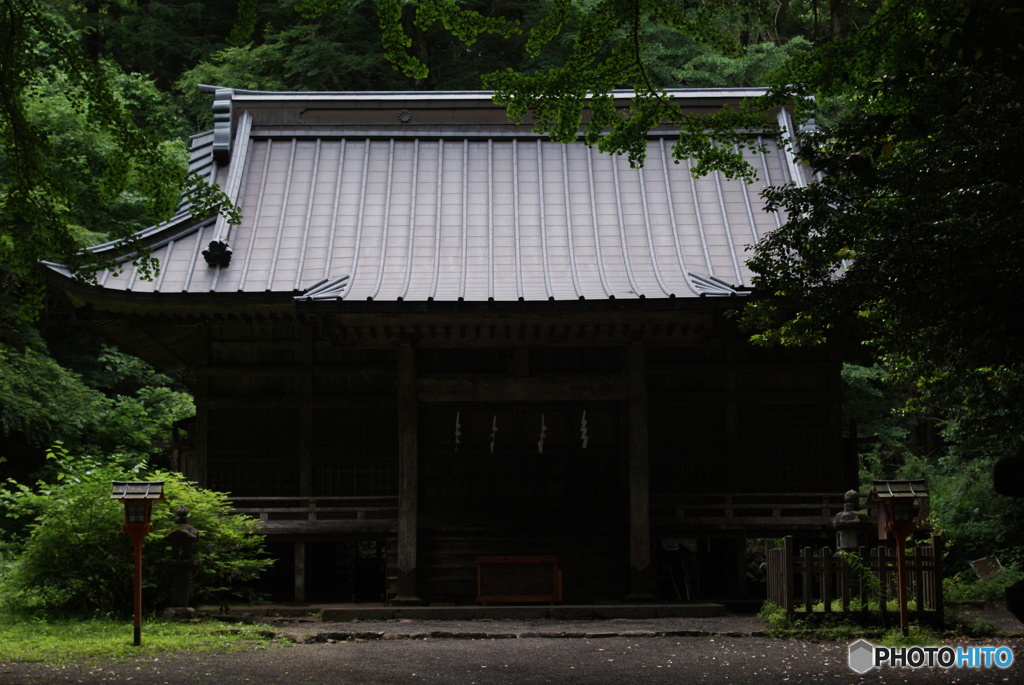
[1,3,180,283]
[230,0,262,46]
[759,599,985,643]
[745,0,1024,463]
[839,362,1024,579]
[0,1,241,306]
[743,0,1024,587]
[298,0,520,81]
[175,43,288,129]
[289,1,778,175]
[757,599,791,629]
[66,0,243,90]
[841,364,915,480]
[758,601,879,641]
[0,346,108,448]
[836,549,884,607]
[482,0,775,173]
[0,446,145,616]
[4,0,1021,629]
[0,339,194,462]
[944,565,1024,606]
[836,361,1024,583]
[925,456,1024,573]
[0,446,270,618]
[659,36,811,88]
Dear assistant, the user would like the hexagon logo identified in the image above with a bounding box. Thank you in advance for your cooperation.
[849,639,876,674]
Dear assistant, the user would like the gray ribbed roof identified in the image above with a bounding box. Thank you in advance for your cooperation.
[50,90,803,303]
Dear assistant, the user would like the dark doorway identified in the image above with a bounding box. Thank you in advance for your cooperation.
[417,403,629,602]
[305,540,387,603]
[259,542,295,602]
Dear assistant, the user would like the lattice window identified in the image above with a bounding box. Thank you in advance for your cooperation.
[207,406,300,496]
[312,408,397,496]
[649,403,728,494]
[314,459,397,497]
[736,403,831,491]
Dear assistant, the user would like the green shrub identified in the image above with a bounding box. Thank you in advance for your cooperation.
[757,600,791,630]
[943,565,1024,605]
[0,445,271,617]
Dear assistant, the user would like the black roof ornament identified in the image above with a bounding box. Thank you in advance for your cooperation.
[212,88,233,163]
[202,240,232,267]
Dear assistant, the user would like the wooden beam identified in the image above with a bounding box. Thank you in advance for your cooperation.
[205,396,395,409]
[198,364,394,377]
[417,374,627,402]
[257,520,398,536]
[647,390,837,404]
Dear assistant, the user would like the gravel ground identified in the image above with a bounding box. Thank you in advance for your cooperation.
[5,634,1024,684]
[2,609,1021,684]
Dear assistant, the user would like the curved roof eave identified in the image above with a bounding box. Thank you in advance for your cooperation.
[45,264,748,321]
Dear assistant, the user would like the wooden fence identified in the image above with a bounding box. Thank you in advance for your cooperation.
[766,535,943,622]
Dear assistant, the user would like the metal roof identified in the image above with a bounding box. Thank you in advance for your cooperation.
[868,479,929,500]
[110,481,166,501]
[46,89,804,304]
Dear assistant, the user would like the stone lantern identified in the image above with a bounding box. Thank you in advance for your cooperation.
[163,505,199,618]
[831,490,867,551]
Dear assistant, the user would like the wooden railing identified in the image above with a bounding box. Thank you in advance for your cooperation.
[766,535,943,621]
[230,496,399,534]
[651,492,847,531]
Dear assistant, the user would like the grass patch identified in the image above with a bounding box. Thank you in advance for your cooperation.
[0,614,278,666]
[757,601,994,645]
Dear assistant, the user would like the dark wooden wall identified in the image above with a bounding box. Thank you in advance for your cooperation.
[647,341,843,496]
[195,309,847,602]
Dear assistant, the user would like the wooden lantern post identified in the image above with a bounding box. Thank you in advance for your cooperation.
[868,480,928,636]
[111,481,165,646]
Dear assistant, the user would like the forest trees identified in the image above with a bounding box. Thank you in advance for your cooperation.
[0,1,184,285]
[745,0,1024,465]
[745,0,1024,572]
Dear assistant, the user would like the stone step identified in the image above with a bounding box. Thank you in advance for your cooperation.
[197,602,727,622]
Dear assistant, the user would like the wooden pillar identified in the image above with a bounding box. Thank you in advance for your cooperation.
[294,541,306,604]
[627,342,654,600]
[298,324,314,497]
[831,344,854,490]
[296,324,313,603]
[724,324,739,494]
[194,323,210,487]
[394,344,422,604]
